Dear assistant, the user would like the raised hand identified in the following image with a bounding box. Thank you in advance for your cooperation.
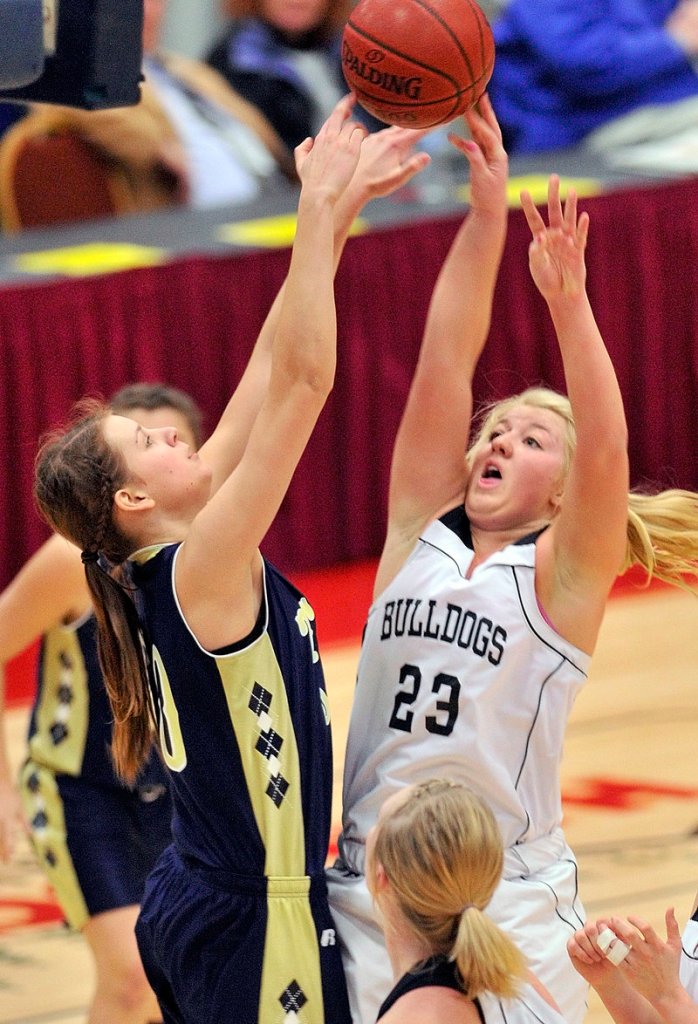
[448,93,508,216]
[294,94,367,204]
[609,910,687,1006]
[521,174,589,301]
[567,919,622,987]
[347,123,432,202]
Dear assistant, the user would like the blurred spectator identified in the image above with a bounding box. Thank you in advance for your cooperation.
[488,0,698,155]
[21,0,294,212]
[206,0,383,151]
[478,0,510,24]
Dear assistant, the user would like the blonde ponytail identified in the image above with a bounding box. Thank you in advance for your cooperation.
[451,905,525,1000]
[371,779,528,1001]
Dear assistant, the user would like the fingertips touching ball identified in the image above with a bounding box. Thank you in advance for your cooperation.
[342,0,495,129]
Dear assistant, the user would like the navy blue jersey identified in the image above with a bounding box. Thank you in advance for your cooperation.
[131,544,333,877]
[27,612,166,790]
[378,957,478,1020]
[21,612,171,930]
[378,955,565,1023]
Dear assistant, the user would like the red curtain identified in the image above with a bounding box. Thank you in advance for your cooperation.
[1,176,697,588]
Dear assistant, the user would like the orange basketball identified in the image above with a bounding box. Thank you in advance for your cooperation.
[342,0,495,129]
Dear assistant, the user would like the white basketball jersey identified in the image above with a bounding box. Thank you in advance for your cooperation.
[340,507,591,866]
[479,985,567,1023]
[681,917,698,999]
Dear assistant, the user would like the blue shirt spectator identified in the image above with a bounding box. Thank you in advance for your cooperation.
[488,0,698,154]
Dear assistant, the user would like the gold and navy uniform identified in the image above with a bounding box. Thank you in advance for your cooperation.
[131,543,351,1024]
[18,612,171,930]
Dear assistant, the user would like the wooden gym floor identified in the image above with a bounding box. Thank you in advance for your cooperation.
[1,562,697,1023]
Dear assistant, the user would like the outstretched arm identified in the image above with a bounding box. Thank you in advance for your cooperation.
[0,534,89,861]
[178,98,366,648]
[375,95,509,597]
[521,177,629,653]
[199,121,431,495]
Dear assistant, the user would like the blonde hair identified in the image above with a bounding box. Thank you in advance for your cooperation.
[372,779,526,1001]
[469,387,698,590]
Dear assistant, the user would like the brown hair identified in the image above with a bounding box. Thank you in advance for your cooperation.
[469,387,698,590]
[371,779,526,1000]
[34,400,153,782]
[111,381,205,448]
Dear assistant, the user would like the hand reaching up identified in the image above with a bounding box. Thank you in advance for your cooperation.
[449,93,508,217]
[294,95,367,205]
[521,174,589,302]
[347,123,432,202]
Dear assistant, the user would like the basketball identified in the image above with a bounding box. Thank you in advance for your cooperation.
[341,0,495,129]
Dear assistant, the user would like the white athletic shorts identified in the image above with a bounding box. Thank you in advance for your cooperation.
[326,827,589,1024]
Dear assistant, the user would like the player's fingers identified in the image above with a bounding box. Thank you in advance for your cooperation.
[378,154,431,193]
[0,822,15,863]
[616,914,647,932]
[610,916,645,948]
[547,174,563,227]
[342,123,368,160]
[475,93,503,141]
[580,934,604,960]
[520,190,546,235]
[625,915,663,947]
[293,136,314,171]
[464,104,500,149]
[400,152,432,177]
[335,92,357,117]
[448,133,482,162]
[563,187,578,231]
[576,211,590,250]
[320,94,357,139]
[568,942,595,965]
[395,125,433,145]
[664,906,681,943]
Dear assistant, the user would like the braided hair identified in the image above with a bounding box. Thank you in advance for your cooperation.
[34,399,154,782]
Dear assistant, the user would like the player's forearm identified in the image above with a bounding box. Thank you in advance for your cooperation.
[594,982,663,1024]
[421,204,507,375]
[274,192,337,395]
[210,178,357,465]
[0,665,13,782]
[549,291,628,457]
[649,987,698,1024]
